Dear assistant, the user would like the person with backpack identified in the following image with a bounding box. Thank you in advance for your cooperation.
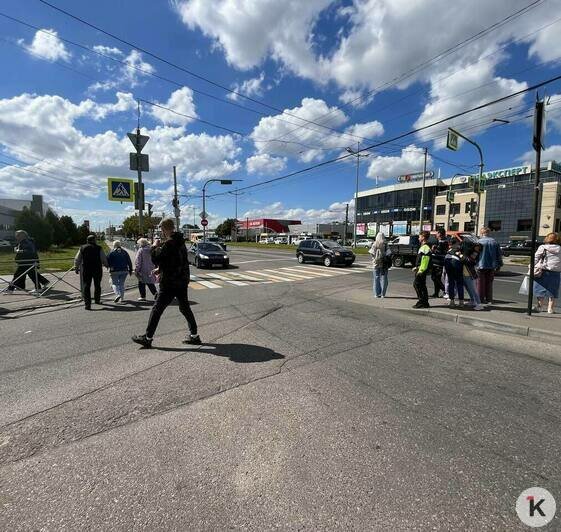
[106,240,133,304]
[74,234,108,310]
[412,231,432,308]
[368,232,390,298]
[132,218,201,348]
[444,237,464,308]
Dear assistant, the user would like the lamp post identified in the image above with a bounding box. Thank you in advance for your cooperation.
[346,142,369,248]
[202,179,242,242]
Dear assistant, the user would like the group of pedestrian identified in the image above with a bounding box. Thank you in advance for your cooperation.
[369,226,548,311]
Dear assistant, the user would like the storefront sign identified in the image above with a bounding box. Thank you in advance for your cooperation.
[478,165,529,180]
[393,221,407,235]
[356,223,367,236]
[397,171,435,183]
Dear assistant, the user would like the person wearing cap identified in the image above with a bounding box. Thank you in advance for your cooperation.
[7,230,49,294]
[74,234,108,310]
[132,218,200,348]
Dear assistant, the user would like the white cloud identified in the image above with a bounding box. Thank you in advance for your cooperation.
[520,145,561,166]
[20,29,71,62]
[92,45,124,58]
[228,72,268,101]
[338,88,374,109]
[366,145,432,181]
[246,153,286,174]
[345,121,384,141]
[150,87,198,126]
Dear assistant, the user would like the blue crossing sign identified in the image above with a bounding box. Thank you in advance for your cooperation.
[108,177,134,202]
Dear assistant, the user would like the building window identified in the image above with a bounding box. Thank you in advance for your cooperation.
[435,223,445,230]
[436,204,446,216]
[450,203,461,215]
[464,221,475,232]
[488,220,502,231]
[517,219,532,231]
[449,222,459,231]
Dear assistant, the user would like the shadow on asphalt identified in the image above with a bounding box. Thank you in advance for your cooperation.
[158,343,285,363]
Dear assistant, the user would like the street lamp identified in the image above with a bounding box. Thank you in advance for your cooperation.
[346,143,369,248]
[202,179,242,242]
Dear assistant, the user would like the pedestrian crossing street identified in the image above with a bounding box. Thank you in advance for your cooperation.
[188,264,368,290]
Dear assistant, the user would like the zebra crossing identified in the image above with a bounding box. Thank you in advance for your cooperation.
[188,265,367,290]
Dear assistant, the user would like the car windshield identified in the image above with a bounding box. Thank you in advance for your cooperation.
[198,243,223,252]
[320,240,342,249]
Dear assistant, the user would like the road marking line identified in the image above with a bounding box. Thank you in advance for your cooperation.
[245,270,288,282]
[226,272,267,282]
[235,258,296,264]
[263,269,314,280]
[189,282,206,290]
[293,266,355,276]
[205,272,249,286]
[282,267,334,277]
[196,280,222,289]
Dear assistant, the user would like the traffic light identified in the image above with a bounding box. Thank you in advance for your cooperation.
[446,190,455,203]
[147,203,153,217]
[467,176,474,189]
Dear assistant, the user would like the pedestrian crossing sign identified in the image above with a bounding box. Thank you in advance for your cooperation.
[108,178,134,202]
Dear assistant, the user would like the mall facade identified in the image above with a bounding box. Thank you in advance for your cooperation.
[355,162,561,243]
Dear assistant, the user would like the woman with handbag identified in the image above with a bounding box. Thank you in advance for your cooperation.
[368,232,390,298]
[532,232,561,314]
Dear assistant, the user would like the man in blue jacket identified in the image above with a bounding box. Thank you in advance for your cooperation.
[477,227,503,304]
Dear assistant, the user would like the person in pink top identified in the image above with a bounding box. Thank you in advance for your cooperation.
[134,237,158,301]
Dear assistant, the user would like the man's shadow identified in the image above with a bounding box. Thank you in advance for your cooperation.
[159,343,285,363]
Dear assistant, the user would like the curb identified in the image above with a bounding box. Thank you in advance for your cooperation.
[395,307,561,342]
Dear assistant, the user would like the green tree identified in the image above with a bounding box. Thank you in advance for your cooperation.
[77,223,90,244]
[122,214,162,238]
[60,215,79,245]
[15,207,53,251]
[45,210,68,247]
[215,218,236,238]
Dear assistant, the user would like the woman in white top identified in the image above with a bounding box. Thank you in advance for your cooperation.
[533,232,561,314]
[368,232,389,298]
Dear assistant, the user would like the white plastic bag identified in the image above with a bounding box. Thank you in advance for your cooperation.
[519,275,529,296]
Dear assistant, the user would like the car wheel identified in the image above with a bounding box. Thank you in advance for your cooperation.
[323,255,332,267]
[392,255,405,268]
[297,253,305,264]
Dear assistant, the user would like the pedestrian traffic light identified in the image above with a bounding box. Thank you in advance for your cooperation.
[446,190,455,203]
[147,203,153,217]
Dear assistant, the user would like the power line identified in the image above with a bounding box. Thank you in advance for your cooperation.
[206,71,561,198]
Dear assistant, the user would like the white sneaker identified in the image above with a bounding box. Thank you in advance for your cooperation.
[443,294,450,300]
[474,304,484,311]
[29,289,40,295]
[548,308,555,314]
[137,297,146,301]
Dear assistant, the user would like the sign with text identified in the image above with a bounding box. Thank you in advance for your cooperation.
[397,171,435,183]
[107,178,134,202]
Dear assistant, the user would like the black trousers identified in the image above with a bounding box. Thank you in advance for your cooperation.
[431,265,445,296]
[9,264,49,290]
[414,272,429,305]
[82,269,102,307]
[138,282,157,298]
[146,283,197,339]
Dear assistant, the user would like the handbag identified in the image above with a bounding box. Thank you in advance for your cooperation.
[533,250,547,278]
[519,275,529,295]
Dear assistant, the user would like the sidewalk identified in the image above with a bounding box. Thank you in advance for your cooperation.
[333,278,561,343]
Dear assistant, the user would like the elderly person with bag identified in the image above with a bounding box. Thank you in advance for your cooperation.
[368,232,390,298]
[106,240,133,304]
[134,237,158,301]
[532,232,561,314]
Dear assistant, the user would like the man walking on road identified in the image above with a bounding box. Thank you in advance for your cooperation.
[413,231,432,309]
[477,227,503,305]
[74,234,108,310]
[7,230,49,294]
[132,218,200,348]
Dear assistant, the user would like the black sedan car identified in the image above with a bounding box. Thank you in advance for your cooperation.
[188,242,229,268]
[296,239,355,267]
[500,239,539,257]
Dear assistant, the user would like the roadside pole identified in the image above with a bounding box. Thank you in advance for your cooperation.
[418,147,428,230]
[346,143,369,248]
[173,166,180,230]
[344,203,349,246]
[246,217,249,242]
[527,98,545,316]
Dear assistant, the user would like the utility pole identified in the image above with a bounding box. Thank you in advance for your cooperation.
[528,98,546,316]
[346,142,369,248]
[172,166,180,230]
[246,217,249,242]
[344,203,349,246]
[418,147,428,230]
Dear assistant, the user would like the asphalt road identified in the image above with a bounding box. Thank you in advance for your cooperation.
[0,247,558,530]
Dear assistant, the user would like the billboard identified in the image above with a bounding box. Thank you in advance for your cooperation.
[356,223,367,236]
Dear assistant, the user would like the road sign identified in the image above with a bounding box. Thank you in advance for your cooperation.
[108,178,134,202]
[127,132,150,152]
[130,153,149,172]
[201,218,208,227]
[446,129,459,151]
[199,211,208,219]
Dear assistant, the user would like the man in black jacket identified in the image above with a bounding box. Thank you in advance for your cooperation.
[431,228,448,298]
[7,230,49,293]
[132,218,200,348]
[74,234,108,310]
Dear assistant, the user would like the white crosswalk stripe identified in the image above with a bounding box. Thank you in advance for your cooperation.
[205,272,248,286]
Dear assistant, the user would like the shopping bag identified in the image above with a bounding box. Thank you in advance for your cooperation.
[519,275,529,296]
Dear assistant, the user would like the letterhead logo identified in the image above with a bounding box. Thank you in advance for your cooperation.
[516,487,556,528]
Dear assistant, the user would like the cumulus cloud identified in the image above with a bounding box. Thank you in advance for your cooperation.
[366,145,432,181]
[246,153,286,174]
[228,72,268,101]
[149,87,198,126]
[20,29,71,62]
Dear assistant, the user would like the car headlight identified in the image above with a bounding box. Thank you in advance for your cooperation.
[199,254,209,259]
[223,254,228,259]
[334,251,341,256]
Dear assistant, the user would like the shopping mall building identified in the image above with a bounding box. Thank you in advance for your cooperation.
[355,161,561,243]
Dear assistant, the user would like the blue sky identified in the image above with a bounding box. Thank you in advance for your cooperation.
[1,0,561,230]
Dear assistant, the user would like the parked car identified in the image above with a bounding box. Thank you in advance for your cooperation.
[387,235,437,267]
[187,242,229,268]
[296,239,355,267]
[353,238,374,249]
[500,239,539,257]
